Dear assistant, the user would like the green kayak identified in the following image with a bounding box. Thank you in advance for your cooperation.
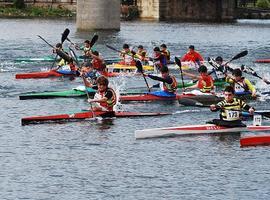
[177,80,227,88]
[15,56,121,64]
[19,86,149,100]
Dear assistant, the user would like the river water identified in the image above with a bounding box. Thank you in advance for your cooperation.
[0,18,270,200]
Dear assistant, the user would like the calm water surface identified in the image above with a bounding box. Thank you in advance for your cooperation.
[0,19,270,200]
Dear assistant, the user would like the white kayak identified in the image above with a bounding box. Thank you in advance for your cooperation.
[135,124,270,139]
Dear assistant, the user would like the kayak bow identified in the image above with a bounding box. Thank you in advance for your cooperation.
[240,135,270,147]
[135,124,270,139]
[21,111,170,125]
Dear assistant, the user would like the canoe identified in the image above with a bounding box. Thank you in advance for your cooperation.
[19,87,96,100]
[15,70,70,79]
[240,135,270,147]
[19,86,151,100]
[119,93,194,102]
[15,69,121,79]
[135,124,270,139]
[21,111,170,125]
[177,80,226,89]
[15,56,121,64]
[254,59,270,63]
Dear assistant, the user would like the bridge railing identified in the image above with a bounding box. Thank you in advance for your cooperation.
[0,0,76,5]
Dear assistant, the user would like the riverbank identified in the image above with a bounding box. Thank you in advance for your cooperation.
[0,5,75,18]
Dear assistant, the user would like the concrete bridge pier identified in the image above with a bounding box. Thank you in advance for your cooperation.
[76,0,120,30]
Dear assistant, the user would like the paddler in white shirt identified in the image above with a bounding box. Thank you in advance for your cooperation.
[209,86,255,127]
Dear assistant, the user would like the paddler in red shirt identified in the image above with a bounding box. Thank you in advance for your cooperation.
[119,43,136,66]
[87,76,117,112]
[88,50,107,74]
[181,45,204,63]
[182,65,214,93]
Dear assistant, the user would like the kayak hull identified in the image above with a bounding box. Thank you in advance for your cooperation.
[240,135,270,147]
[15,70,67,79]
[135,124,270,139]
[21,111,170,125]
[255,59,270,63]
[119,93,194,102]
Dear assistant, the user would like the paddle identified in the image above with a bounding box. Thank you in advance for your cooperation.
[37,35,54,48]
[136,60,151,92]
[241,65,270,84]
[223,50,248,66]
[175,57,185,91]
[106,44,122,53]
[90,34,99,48]
[51,28,70,69]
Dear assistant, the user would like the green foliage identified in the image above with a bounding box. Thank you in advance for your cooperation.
[256,0,270,9]
[0,6,75,18]
[13,0,25,9]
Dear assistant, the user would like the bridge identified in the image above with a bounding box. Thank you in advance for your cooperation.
[77,0,236,30]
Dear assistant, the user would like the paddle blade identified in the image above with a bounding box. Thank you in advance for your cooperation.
[56,49,72,63]
[61,28,70,44]
[231,50,248,61]
[136,60,143,73]
[175,57,181,67]
[90,34,98,47]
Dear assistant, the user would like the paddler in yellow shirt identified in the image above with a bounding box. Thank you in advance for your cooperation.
[226,68,256,97]
[209,86,255,127]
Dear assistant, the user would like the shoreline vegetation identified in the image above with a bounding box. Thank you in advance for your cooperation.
[0,5,75,18]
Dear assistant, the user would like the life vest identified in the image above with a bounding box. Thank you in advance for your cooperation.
[162,75,177,93]
[198,74,213,93]
[121,50,135,65]
[233,78,249,93]
[162,50,171,62]
[83,46,91,54]
[92,58,106,72]
[217,98,247,121]
[94,88,117,111]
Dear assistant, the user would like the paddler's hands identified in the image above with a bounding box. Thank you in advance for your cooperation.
[249,107,255,115]
[88,98,94,103]
[210,104,220,112]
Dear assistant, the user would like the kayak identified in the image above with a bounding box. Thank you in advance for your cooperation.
[19,87,96,100]
[254,59,270,63]
[135,124,270,139]
[119,93,194,102]
[15,70,71,79]
[21,111,170,125]
[240,135,270,147]
[177,80,227,89]
[15,56,121,64]
[19,86,151,100]
[15,69,121,79]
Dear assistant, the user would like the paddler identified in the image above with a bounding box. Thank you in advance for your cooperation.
[152,46,167,71]
[182,65,214,94]
[88,50,107,74]
[181,45,204,63]
[119,43,136,66]
[87,76,117,112]
[52,43,68,68]
[81,40,91,60]
[143,66,177,96]
[136,45,148,64]
[209,86,255,127]
[160,43,171,63]
[226,68,256,97]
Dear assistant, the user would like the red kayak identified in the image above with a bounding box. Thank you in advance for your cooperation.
[21,111,170,125]
[15,70,132,79]
[16,70,66,79]
[240,135,270,147]
[255,59,270,63]
[119,93,213,102]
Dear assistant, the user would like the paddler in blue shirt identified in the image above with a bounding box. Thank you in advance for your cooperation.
[143,66,178,97]
[209,86,255,127]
